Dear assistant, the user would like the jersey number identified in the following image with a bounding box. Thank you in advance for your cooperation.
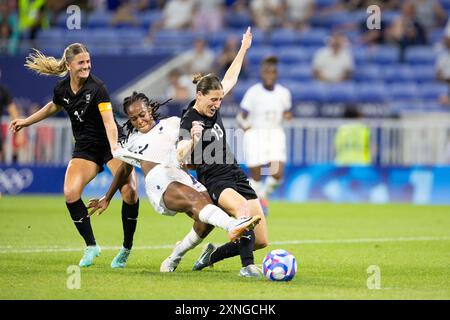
[211,123,224,140]
[132,144,148,155]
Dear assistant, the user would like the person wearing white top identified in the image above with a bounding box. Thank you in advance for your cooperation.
[236,56,292,214]
[312,33,354,83]
[87,92,261,272]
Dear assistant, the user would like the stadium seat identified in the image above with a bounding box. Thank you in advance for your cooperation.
[154,30,196,47]
[137,10,163,29]
[382,65,414,83]
[405,46,436,65]
[284,64,313,81]
[114,28,146,46]
[387,83,419,101]
[91,29,119,45]
[287,81,325,102]
[86,11,113,28]
[246,46,275,65]
[298,29,328,47]
[322,82,356,103]
[410,66,435,83]
[418,83,449,101]
[368,46,399,64]
[270,29,300,46]
[279,46,310,64]
[355,83,387,103]
[224,11,252,29]
[353,64,382,82]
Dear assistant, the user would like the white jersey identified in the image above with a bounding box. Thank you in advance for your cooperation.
[119,116,181,168]
[240,83,292,129]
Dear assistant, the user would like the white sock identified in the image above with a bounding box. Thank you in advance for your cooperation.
[198,204,235,232]
[171,228,203,260]
[264,176,281,197]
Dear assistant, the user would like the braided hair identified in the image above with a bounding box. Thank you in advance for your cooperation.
[121,91,171,139]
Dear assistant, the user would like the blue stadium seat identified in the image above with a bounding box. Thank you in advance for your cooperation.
[154,30,196,47]
[387,83,419,101]
[405,46,436,65]
[270,29,300,46]
[355,83,387,103]
[298,29,328,47]
[322,82,356,103]
[287,81,325,102]
[86,11,113,28]
[418,83,449,101]
[91,29,119,45]
[353,64,382,82]
[279,46,309,64]
[36,28,64,43]
[383,65,414,83]
[410,66,435,83]
[231,80,259,102]
[246,46,275,65]
[138,10,163,29]
[114,28,146,46]
[284,64,313,81]
[368,46,399,64]
[224,11,252,29]
[310,12,351,29]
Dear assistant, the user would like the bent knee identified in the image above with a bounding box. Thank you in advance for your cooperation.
[120,182,138,203]
[64,186,82,203]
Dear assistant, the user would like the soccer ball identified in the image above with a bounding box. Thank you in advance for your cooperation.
[262,249,297,281]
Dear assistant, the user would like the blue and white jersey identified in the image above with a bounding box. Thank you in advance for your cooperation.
[117,116,181,168]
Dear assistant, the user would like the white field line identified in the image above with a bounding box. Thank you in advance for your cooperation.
[1,236,449,254]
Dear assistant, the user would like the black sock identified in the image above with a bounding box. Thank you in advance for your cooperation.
[122,199,139,250]
[66,199,96,246]
[210,241,240,264]
[238,230,255,267]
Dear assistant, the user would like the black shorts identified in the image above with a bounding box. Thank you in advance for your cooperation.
[200,167,258,205]
[72,143,113,173]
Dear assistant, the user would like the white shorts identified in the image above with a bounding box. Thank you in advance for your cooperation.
[145,164,207,216]
[243,128,287,167]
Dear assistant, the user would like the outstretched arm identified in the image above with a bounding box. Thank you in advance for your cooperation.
[9,101,61,133]
[87,162,133,216]
[221,27,252,97]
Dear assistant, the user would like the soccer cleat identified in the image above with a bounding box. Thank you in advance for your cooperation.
[228,216,262,242]
[259,198,269,216]
[239,264,263,278]
[160,256,181,272]
[79,245,101,267]
[111,247,131,268]
[192,243,217,271]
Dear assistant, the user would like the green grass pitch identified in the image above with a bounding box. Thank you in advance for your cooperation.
[0,196,449,300]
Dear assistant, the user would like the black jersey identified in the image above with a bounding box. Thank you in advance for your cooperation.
[53,74,118,147]
[179,100,239,180]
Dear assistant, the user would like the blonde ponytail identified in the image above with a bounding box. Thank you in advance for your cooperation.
[24,43,89,77]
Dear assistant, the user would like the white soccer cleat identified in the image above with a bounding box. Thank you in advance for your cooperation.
[228,216,262,242]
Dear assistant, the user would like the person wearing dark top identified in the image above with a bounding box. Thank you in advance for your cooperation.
[176,27,269,278]
[9,43,139,268]
[0,83,23,162]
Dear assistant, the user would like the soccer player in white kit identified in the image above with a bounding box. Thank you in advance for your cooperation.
[87,92,261,272]
[236,56,293,214]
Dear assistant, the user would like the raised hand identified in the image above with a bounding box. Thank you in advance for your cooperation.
[241,26,252,51]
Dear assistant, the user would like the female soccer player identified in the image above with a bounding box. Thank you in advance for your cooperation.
[236,56,293,215]
[9,43,139,268]
[86,92,261,272]
[177,27,269,278]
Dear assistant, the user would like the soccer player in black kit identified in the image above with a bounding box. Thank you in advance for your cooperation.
[177,27,269,277]
[10,43,139,268]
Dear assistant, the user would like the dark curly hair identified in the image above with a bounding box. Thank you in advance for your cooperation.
[121,91,171,138]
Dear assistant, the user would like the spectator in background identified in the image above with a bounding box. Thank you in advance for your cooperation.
[145,0,195,43]
[250,0,284,31]
[0,0,19,55]
[18,0,49,41]
[0,70,26,163]
[313,33,354,83]
[435,34,450,83]
[184,38,215,75]
[282,0,315,31]
[412,0,446,33]
[165,69,195,103]
[386,1,427,63]
[334,106,372,166]
[110,0,150,27]
[193,0,224,33]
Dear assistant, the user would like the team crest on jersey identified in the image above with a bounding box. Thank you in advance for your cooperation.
[158,126,164,133]
[85,93,91,103]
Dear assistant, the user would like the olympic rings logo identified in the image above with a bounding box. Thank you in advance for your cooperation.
[0,168,34,194]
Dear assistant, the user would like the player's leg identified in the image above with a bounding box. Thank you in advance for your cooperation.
[216,188,262,277]
[64,158,101,267]
[161,220,214,272]
[162,183,259,240]
[106,158,139,268]
[264,160,285,198]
